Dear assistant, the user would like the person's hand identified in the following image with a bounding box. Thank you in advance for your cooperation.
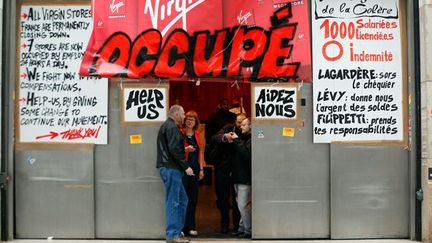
[224,133,235,143]
[231,132,238,139]
[185,167,194,176]
[185,145,196,152]
[199,169,205,181]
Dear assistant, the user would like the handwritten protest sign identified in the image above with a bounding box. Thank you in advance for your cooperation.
[121,84,168,123]
[312,0,405,143]
[252,83,299,121]
[18,5,108,144]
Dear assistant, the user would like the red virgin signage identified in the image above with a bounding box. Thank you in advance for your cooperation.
[80,0,311,82]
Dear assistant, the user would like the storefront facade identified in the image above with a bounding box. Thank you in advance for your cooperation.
[1,0,430,241]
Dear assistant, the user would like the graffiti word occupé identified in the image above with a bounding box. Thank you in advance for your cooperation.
[88,4,299,81]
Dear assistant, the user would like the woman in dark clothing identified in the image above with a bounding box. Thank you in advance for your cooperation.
[182,110,204,236]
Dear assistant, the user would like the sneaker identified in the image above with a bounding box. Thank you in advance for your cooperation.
[188,230,198,236]
[181,235,190,242]
[166,235,190,243]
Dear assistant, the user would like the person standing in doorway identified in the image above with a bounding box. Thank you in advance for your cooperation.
[230,117,252,238]
[156,105,194,243]
[181,110,205,236]
[211,113,247,234]
[205,99,239,234]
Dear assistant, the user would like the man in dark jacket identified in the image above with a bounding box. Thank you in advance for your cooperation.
[211,113,246,234]
[230,117,252,238]
[156,105,194,243]
[205,98,236,144]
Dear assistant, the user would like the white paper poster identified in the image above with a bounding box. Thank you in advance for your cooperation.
[252,84,298,121]
[18,5,108,144]
[123,86,168,123]
[312,0,404,143]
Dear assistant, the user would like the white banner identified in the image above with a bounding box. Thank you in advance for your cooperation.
[18,6,108,144]
[252,84,298,121]
[312,0,404,143]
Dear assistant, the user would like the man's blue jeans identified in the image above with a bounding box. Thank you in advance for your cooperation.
[234,184,252,235]
[159,167,188,240]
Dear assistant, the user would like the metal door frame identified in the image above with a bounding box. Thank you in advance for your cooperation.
[0,0,422,240]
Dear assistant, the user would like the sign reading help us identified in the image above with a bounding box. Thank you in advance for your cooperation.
[122,86,168,123]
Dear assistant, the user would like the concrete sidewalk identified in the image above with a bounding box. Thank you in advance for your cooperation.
[3,239,418,243]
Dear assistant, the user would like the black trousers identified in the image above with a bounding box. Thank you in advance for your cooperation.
[215,167,240,231]
[183,171,199,231]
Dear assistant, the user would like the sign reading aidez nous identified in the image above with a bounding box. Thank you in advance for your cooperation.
[252,83,299,122]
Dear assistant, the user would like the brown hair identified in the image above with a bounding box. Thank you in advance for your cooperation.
[185,110,200,130]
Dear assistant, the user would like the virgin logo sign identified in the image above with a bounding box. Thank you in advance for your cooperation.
[237,10,253,25]
[108,0,127,19]
[110,0,125,14]
[143,0,206,36]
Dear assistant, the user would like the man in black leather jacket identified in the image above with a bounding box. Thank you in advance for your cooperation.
[156,105,194,243]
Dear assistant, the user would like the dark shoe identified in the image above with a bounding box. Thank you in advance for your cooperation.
[220,227,228,234]
[231,231,243,236]
[238,232,251,238]
[166,235,190,243]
